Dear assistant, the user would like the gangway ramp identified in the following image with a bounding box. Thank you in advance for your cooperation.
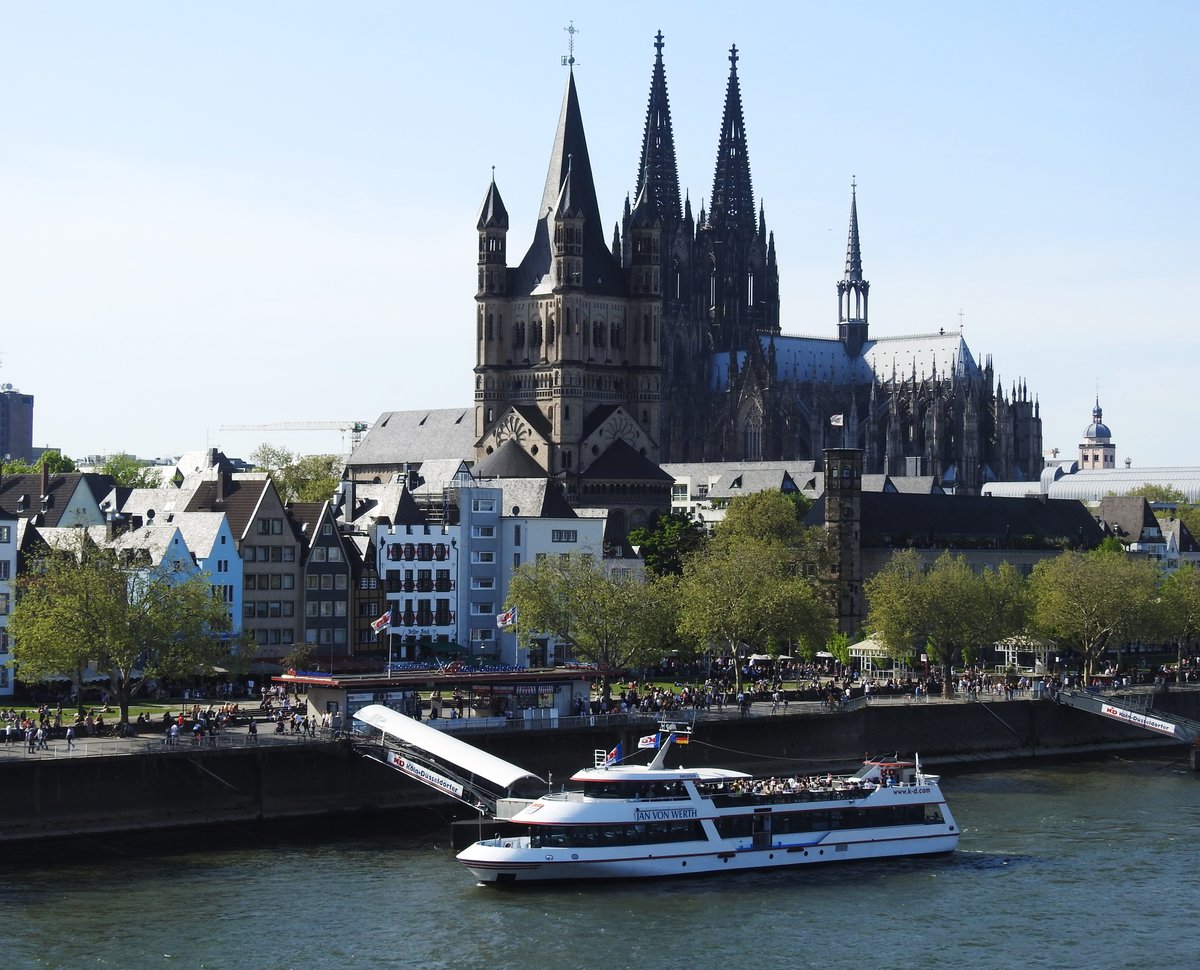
[1054,689,1200,746]
[353,704,543,815]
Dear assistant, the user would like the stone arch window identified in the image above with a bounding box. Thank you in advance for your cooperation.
[486,313,494,341]
[547,318,556,345]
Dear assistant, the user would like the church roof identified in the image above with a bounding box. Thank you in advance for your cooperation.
[513,70,624,298]
[490,478,577,520]
[474,440,546,480]
[476,178,509,230]
[347,408,474,468]
[711,329,983,391]
[582,440,674,482]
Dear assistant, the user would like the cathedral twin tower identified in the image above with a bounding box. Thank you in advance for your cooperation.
[473,32,1043,506]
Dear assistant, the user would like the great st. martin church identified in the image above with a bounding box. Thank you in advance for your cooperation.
[473,33,1042,526]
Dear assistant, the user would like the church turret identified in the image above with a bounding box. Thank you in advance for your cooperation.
[476,175,509,297]
[635,30,683,227]
[837,180,870,358]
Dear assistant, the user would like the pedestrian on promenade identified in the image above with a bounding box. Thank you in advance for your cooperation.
[247,719,258,743]
[65,725,75,751]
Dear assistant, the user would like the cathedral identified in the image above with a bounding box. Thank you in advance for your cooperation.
[473,32,1043,518]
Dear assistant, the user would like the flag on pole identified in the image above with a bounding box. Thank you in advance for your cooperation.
[830,414,845,427]
[638,733,660,750]
[605,742,623,766]
[496,605,518,629]
[370,609,392,634]
[669,732,690,746]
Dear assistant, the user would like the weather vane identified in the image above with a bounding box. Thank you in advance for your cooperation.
[561,21,579,68]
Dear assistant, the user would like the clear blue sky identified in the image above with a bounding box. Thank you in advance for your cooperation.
[2,1,1195,468]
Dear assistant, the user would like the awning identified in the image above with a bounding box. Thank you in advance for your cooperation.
[353,704,540,790]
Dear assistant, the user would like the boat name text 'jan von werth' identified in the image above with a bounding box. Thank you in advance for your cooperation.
[634,807,700,821]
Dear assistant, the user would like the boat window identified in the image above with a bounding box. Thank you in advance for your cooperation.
[528,821,704,848]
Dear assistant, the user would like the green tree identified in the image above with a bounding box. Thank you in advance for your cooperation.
[249,444,341,505]
[1029,549,1160,679]
[2,449,77,475]
[8,533,234,723]
[98,453,161,489]
[1160,564,1200,684]
[677,534,830,690]
[505,555,677,675]
[716,490,811,546]
[628,511,707,577]
[865,551,1028,696]
[1126,484,1188,505]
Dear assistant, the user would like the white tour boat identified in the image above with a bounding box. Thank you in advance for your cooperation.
[352,706,958,885]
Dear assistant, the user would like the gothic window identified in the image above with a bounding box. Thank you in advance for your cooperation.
[593,322,605,347]
[611,323,621,349]
[547,319,556,344]
[531,321,542,348]
[486,314,494,341]
[643,314,650,343]
[747,272,754,306]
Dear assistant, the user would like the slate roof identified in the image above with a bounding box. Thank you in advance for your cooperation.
[805,493,1104,547]
[582,440,674,482]
[491,479,577,519]
[708,468,799,500]
[347,408,475,469]
[165,511,226,560]
[475,440,547,480]
[1159,516,1199,553]
[0,472,115,526]
[1095,496,1158,544]
[184,475,272,540]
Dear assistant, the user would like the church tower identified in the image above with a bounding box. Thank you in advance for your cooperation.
[693,45,779,355]
[474,57,667,535]
[1079,398,1116,469]
[837,182,870,358]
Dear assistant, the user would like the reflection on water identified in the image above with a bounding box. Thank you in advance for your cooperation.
[2,754,1197,970]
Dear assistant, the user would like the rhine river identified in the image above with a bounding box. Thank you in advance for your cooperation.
[3,753,1197,970]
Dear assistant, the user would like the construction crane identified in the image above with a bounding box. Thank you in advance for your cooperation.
[220,421,371,451]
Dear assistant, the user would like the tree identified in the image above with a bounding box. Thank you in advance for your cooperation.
[2,450,77,475]
[628,511,707,577]
[1029,549,1160,679]
[865,551,1028,696]
[717,490,811,546]
[249,444,341,505]
[98,454,161,489]
[8,533,234,723]
[1160,564,1200,684]
[505,555,677,675]
[677,535,830,690]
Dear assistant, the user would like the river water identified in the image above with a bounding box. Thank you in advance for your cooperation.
[3,753,1198,970]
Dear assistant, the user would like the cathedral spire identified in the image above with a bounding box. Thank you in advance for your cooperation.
[837,179,870,356]
[709,44,756,236]
[635,30,682,224]
[845,179,864,282]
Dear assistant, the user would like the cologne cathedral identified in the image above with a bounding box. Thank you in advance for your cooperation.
[474,33,1043,506]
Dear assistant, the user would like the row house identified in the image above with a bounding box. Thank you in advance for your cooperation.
[290,501,353,658]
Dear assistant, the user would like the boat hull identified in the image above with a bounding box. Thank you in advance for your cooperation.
[458,829,959,884]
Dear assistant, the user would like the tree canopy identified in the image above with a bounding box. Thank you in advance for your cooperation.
[1028,548,1160,678]
[2,450,76,475]
[8,533,234,721]
[1160,563,1200,683]
[504,554,677,674]
[249,444,341,505]
[627,511,707,577]
[865,550,1027,695]
[676,534,830,688]
[716,490,811,546]
[98,454,161,489]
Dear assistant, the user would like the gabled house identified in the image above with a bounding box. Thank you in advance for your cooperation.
[186,469,301,660]
[288,501,352,664]
[0,468,115,528]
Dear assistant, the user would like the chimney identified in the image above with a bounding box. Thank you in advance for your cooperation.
[40,462,49,499]
[216,468,226,504]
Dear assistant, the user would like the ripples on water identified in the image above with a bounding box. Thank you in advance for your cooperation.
[2,755,1197,970]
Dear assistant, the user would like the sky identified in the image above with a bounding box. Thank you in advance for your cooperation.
[2,1,1196,469]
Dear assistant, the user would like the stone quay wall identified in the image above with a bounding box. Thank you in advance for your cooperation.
[2,692,1196,847]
